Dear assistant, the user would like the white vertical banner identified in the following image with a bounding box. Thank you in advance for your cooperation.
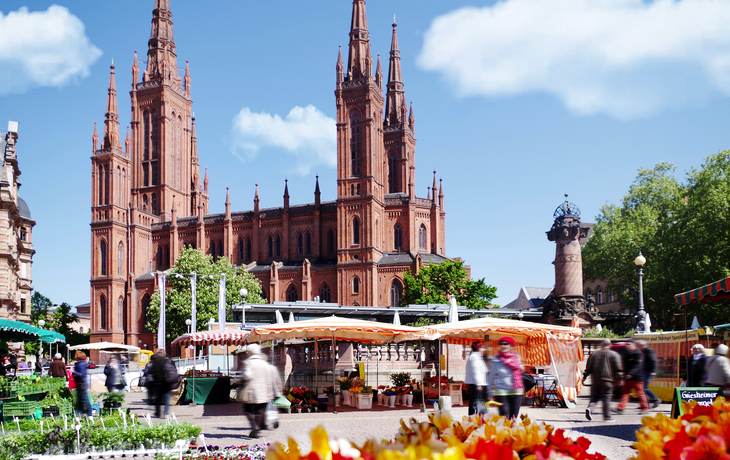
[217,274,226,331]
[190,274,197,334]
[157,274,166,350]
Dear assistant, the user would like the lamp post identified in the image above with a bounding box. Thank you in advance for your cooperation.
[185,319,192,335]
[518,312,524,321]
[239,287,248,329]
[37,319,46,365]
[635,252,647,334]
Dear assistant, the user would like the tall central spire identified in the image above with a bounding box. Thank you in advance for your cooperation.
[103,62,120,149]
[347,0,373,81]
[146,0,178,80]
[384,20,406,127]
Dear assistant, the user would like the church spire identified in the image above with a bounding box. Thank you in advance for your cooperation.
[432,170,438,204]
[408,101,415,133]
[146,0,178,80]
[103,61,120,149]
[92,122,98,153]
[375,53,382,89]
[283,179,290,210]
[336,46,344,85]
[347,0,373,81]
[254,183,260,214]
[184,60,191,94]
[385,20,406,128]
[225,187,231,219]
[132,50,139,85]
[125,126,130,153]
[314,175,321,207]
[190,116,200,189]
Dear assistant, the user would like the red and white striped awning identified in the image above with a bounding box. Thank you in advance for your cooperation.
[171,328,250,347]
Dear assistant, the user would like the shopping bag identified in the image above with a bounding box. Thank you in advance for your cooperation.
[273,395,291,409]
[265,401,279,429]
[522,373,536,393]
[235,385,248,403]
[475,393,488,415]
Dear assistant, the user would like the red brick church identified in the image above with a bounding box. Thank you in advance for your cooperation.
[90,0,452,347]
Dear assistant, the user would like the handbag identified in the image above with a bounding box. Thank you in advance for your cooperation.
[235,384,248,403]
[265,401,279,429]
[522,372,536,393]
[474,391,488,415]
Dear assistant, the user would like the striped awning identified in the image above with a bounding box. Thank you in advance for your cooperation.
[171,328,250,347]
[675,276,730,306]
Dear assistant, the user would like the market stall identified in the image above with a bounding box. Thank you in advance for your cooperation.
[423,317,583,406]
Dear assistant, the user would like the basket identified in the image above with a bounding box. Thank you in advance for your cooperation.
[3,401,37,417]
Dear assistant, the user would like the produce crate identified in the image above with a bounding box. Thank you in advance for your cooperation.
[58,400,72,416]
[3,401,37,418]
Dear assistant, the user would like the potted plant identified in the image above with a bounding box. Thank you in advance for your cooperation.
[324,386,340,407]
[336,378,353,406]
[101,391,125,409]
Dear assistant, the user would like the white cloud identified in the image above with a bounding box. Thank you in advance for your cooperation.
[230,105,336,175]
[0,6,102,95]
[418,0,730,119]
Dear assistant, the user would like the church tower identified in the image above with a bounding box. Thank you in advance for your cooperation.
[383,20,416,197]
[128,0,206,222]
[90,62,132,343]
[335,0,386,306]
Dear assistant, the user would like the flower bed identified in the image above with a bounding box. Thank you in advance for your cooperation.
[631,396,730,459]
[268,412,605,460]
[157,443,269,460]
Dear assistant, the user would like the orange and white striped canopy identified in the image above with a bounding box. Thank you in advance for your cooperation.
[171,327,250,347]
[423,317,582,341]
[248,316,424,343]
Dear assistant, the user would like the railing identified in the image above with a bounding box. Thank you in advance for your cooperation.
[581,337,625,360]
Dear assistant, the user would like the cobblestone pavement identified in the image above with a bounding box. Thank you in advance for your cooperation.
[127,392,663,460]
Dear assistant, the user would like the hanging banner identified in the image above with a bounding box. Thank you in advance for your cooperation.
[218,274,226,331]
[157,274,166,349]
[191,274,197,334]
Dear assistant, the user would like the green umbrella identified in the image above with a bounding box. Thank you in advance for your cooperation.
[0,319,65,343]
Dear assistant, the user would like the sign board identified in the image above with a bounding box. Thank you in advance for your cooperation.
[670,387,721,418]
[358,362,365,380]
[634,330,699,343]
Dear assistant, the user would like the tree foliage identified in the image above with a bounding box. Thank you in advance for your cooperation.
[145,247,266,347]
[401,259,497,309]
[26,292,88,357]
[582,152,730,330]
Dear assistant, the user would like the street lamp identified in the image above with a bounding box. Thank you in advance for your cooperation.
[239,287,248,328]
[518,312,524,321]
[37,320,45,328]
[37,320,46,362]
[185,319,192,334]
[635,252,647,334]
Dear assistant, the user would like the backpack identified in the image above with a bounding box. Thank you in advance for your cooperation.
[163,359,179,385]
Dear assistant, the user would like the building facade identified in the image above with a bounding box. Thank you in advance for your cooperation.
[90,0,452,347]
[1,122,35,322]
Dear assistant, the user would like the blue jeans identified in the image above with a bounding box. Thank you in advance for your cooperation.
[154,385,171,417]
[643,372,659,403]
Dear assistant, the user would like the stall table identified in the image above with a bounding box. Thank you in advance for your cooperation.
[184,376,231,405]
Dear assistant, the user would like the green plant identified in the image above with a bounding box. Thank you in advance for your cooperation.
[582,327,622,338]
[336,377,352,391]
[100,392,125,405]
[390,372,411,387]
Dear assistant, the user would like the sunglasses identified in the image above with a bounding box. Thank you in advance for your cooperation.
[499,342,510,346]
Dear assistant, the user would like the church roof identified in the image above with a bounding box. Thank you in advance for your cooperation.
[377,252,449,266]
[18,196,31,219]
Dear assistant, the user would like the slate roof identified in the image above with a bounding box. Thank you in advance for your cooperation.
[18,196,31,219]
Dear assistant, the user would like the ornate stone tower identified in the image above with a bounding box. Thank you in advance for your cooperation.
[543,195,601,326]
[335,0,387,307]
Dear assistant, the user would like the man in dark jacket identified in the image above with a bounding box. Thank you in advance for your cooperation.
[583,339,623,421]
[614,339,650,414]
[687,344,707,387]
[637,340,661,408]
[49,353,67,379]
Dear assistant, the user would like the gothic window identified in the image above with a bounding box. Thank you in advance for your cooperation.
[151,162,158,186]
[350,111,361,177]
[276,235,281,257]
[99,295,107,330]
[319,283,331,303]
[141,294,151,331]
[116,166,121,205]
[286,284,298,302]
[98,165,104,205]
[151,111,159,159]
[353,218,360,245]
[596,288,603,305]
[142,194,148,211]
[237,238,244,263]
[607,288,615,303]
[122,168,127,205]
[117,296,124,330]
[394,224,403,251]
[351,185,355,196]
[584,288,593,300]
[118,242,124,276]
[297,233,303,256]
[357,184,361,195]
[390,280,403,307]
[327,229,335,254]
[157,246,164,268]
[164,246,170,268]
[100,240,107,276]
[171,113,176,187]
[388,150,398,193]
[218,241,223,260]
[104,165,110,205]
[419,225,427,250]
[353,277,360,295]
[143,163,149,187]
[210,240,217,261]
[246,237,252,261]
[306,232,312,255]
[152,193,158,215]
[143,111,150,161]
[268,236,273,258]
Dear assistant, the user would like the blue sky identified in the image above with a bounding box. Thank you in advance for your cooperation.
[2,0,730,308]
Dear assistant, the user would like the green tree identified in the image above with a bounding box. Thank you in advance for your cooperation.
[30,292,52,324]
[26,292,87,357]
[401,259,497,309]
[145,247,266,347]
[582,154,730,330]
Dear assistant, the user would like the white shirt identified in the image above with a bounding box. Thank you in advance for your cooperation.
[464,351,488,386]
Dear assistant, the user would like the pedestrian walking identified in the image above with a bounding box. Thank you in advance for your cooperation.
[687,344,707,387]
[487,337,524,420]
[636,340,661,408]
[49,353,66,379]
[241,344,276,438]
[464,341,488,416]
[72,351,92,416]
[150,349,177,418]
[142,355,157,405]
[614,339,650,414]
[704,344,730,394]
[264,354,283,430]
[582,339,622,422]
[104,356,125,393]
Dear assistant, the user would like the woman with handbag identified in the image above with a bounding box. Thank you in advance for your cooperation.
[487,337,524,420]
[241,344,275,438]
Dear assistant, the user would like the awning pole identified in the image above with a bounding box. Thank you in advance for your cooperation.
[438,339,442,399]
[332,332,337,414]
[419,339,425,412]
[191,344,197,406]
